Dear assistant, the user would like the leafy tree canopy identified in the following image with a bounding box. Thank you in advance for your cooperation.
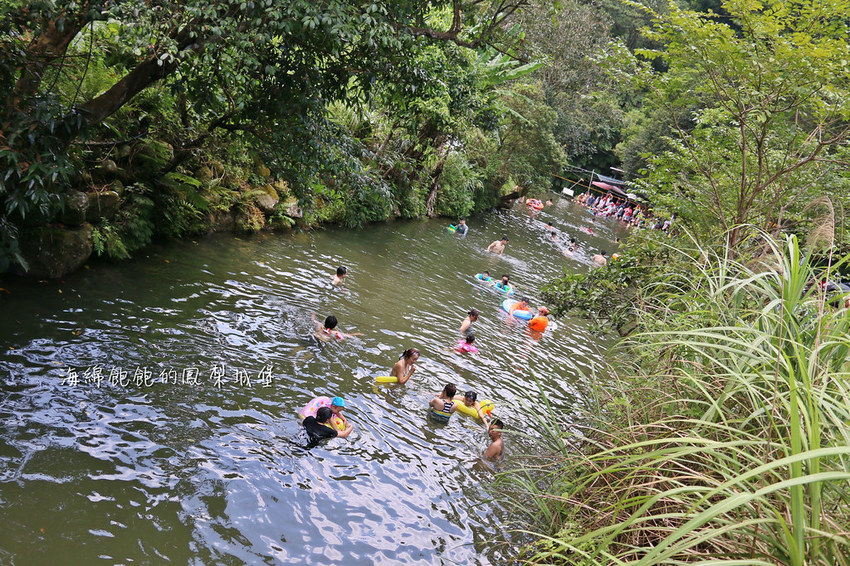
[615,0,850,247]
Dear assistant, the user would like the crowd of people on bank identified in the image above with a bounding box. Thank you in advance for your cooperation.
[574,191,674,235]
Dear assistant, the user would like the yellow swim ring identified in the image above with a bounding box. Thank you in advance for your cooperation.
[453,398,495,419]
[329,415,347,431]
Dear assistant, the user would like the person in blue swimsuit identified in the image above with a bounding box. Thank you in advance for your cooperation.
[494,275,513,294]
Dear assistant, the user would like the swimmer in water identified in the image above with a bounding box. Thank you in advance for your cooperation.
[508,297,531,320]
[312,314,363,341]
[494,275,513,294]
[486,236,509,255]
[455,334,478,354]
[331,266,347,287]
[454,390,491,424]
[429,383,458,423]
[460,309,480,337]
[390,348,419,385]
[483,418,504,460]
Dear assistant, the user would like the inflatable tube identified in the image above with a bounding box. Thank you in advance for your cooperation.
[528,316,549,332]
[474,273,493,283]
[527,199,544,210]
[501,298,533,320]
[453,398,495,419]
[375,375,399,384]
[455,341,478,354]
[494,284,515,296]
[329,415,347,431]
[447,225,457,233]
[299,396,331,419]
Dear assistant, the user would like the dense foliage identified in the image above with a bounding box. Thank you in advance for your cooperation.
[505,232,850,564]
[613,0,850,246]
[2,0,577,272]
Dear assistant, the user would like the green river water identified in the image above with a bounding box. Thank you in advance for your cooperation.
[0,199,628,565]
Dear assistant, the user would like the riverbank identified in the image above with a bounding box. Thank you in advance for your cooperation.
[7,143,536,280]
[503,232,850,564]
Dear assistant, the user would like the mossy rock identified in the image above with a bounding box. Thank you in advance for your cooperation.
[273,179,291,197]
[134,141,174,177]
[254,185,279,211]
[207,210,235,232]
[198,166,214,182]
[283,197,302,218]
[91,159,126,182]
[85,190,121,222]
[18,223,94,278]
[235,204,265,233]
[59,191,89,226]
[107,180,125,196]
[256,164,271,178]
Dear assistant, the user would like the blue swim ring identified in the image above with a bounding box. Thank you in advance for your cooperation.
[501,298,534,320]
[494,283,515,296]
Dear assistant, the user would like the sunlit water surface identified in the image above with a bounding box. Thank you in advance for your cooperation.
[0,200,629,564]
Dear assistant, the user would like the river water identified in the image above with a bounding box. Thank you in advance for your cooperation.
[0,199,626,565]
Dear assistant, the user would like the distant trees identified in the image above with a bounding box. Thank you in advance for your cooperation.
[614,0,850,247]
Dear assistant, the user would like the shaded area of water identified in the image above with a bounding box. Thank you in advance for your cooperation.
[0,200,627,564]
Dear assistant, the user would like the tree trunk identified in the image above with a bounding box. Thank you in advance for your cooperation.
[6,7,92,116]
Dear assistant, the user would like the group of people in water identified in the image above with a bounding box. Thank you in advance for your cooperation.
[299,194,634,459]
[301,251,526,460]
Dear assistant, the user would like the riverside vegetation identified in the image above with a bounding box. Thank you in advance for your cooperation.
[1,0,571,277]
[509,229,850,564]
[502,0,850,560]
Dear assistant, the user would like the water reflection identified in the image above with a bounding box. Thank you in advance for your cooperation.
[0,200,622,564]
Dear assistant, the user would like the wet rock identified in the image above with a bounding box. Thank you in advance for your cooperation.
[283,197,302,218]
[59,191,89,226]
[107,180,125,196]
[255,185,279,212]
[18,223,93,278]
[85,190,121,222]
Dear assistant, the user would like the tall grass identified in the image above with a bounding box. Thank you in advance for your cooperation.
[501,231,850,564]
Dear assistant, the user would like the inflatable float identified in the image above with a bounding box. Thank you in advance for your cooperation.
[526,199,544,210]
[375,375,400,384]
[501,298,534,320]
[454,340,478,354]
[298,396,347,431]
[494,283,515,296]
[453,398,495,419]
